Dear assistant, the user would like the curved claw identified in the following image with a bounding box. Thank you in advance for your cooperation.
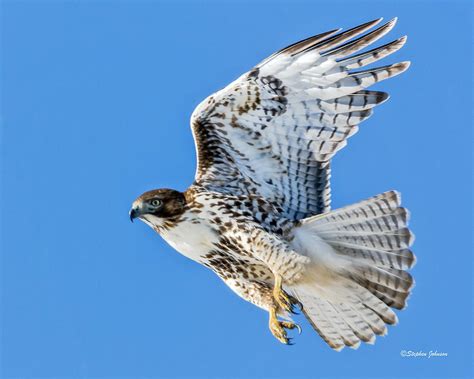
[295,299,304,312]
[270,308,303,345]
[290,305,300,315]
[294,323,302,335]
[275,291,302,315]
[289,296,304,314]
[282,321,301,335]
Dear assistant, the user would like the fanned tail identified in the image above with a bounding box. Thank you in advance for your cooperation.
[290,191,415,350]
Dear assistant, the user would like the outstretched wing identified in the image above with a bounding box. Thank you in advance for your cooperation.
[191,18,409,220]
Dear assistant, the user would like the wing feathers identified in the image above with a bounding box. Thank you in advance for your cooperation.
[322,18,397,59]
[192,19,409,219]
[257,28,342,67]
[308,18,383,55]
[338,36,407,70]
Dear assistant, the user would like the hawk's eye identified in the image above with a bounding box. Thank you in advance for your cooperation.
[151,199,162,207]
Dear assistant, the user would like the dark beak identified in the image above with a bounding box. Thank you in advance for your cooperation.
[129,208,138,223]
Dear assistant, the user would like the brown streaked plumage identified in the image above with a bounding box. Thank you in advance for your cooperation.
[130,18,415,349]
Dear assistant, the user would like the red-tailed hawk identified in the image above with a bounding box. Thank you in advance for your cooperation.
[130,18,415,350]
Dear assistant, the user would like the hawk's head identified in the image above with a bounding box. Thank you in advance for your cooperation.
[129,189,186,226]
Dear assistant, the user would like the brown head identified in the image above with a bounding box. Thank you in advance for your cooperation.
[129,189,186,224]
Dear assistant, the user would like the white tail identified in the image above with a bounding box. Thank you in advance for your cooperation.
[289,191,415,350]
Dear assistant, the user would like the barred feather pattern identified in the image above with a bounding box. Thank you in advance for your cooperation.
[191,18,410,220]
[291,191,415,350]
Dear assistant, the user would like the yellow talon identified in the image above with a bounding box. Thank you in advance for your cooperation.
[268,307,301,344]
[268,275,302,344]
[273,274,302,314]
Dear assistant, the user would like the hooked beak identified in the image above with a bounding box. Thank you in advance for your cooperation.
[129,201,143,223]
[129,207,138,223]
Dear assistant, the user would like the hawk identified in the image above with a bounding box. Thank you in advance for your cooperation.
[130,18,415,350]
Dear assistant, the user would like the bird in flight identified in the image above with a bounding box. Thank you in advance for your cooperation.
[130,18,415,350]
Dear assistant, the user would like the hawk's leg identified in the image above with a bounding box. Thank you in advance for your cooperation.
[273,274,302,315]
[268,274,302,345]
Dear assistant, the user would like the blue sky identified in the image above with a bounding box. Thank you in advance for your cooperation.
[1,1,472,378]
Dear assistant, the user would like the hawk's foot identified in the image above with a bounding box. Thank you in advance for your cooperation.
[268,308,301,345]
[272,275,302,314]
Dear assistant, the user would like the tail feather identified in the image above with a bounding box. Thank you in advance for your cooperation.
[338,276,398,325]
[312,205,410,232]
[351,302,388,336]
[290,191,415,350]
[310,190,401,220]
[332,302,375,344]
[318,298,361,349]
[333,246,415,270]
[297,292,346,351]
[346,273,410,310]
[348,265,414,293]
[322,228,413,250]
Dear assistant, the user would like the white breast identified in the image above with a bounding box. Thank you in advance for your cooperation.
[141,213,218,263]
